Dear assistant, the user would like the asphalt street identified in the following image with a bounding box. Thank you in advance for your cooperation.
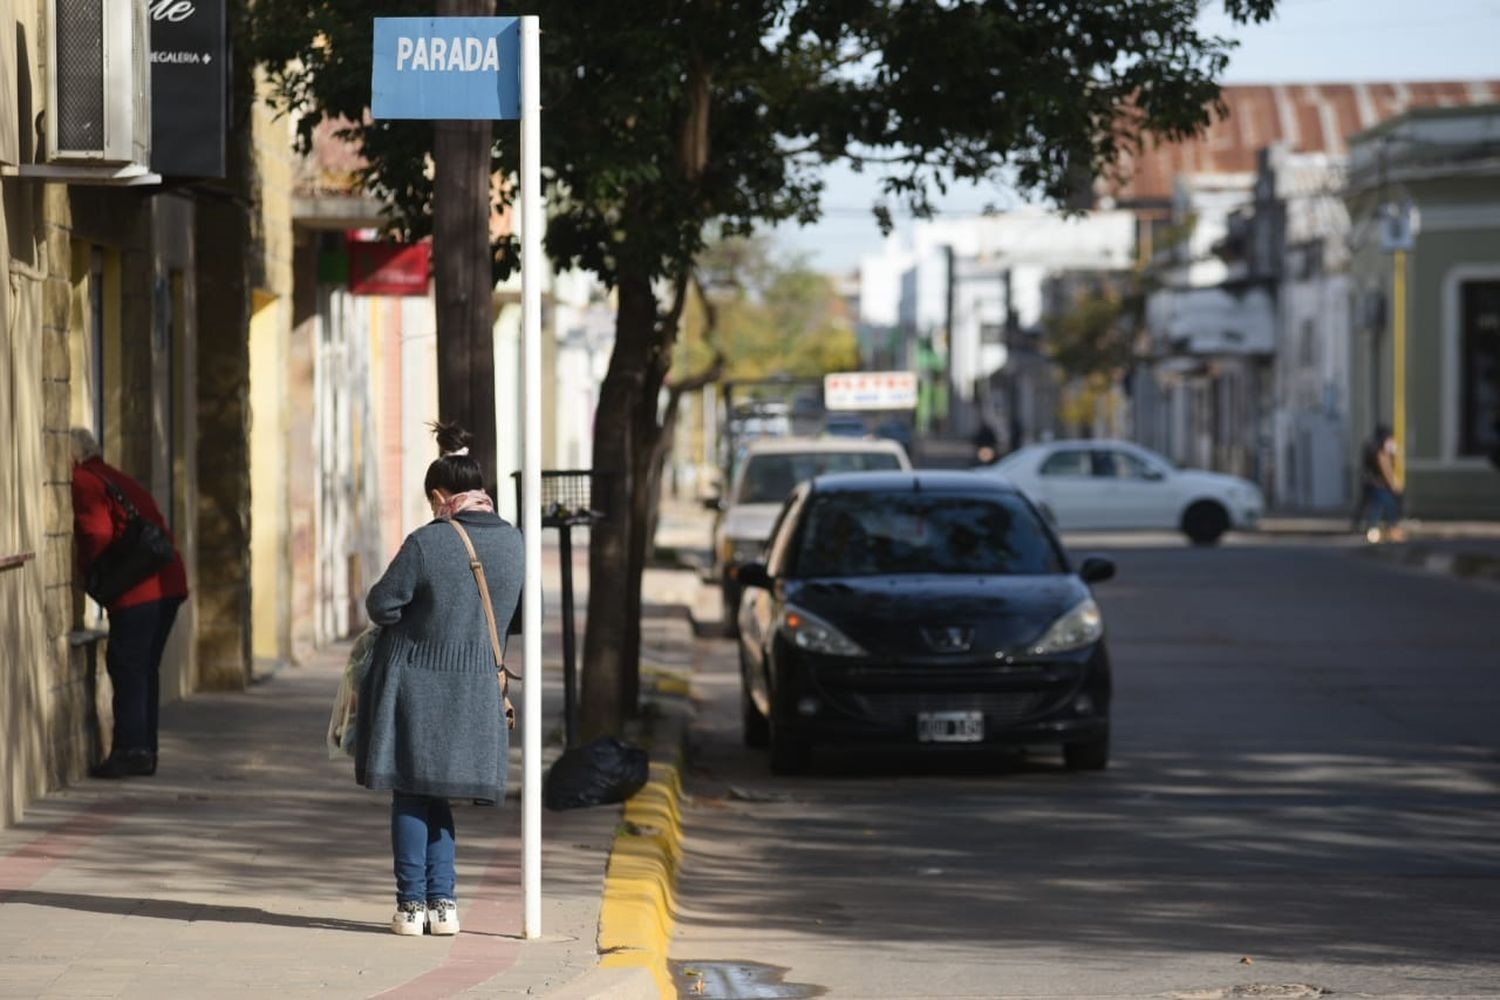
[669,538,1500,999]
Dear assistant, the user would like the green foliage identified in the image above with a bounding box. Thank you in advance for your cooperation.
[248,1,1278,289]
[673,239,859,384]
[1058,375,1120,434]
[247,0,1278,731]
[1045,287,1134,380]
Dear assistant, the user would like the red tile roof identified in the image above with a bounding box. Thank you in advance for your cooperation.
[1107,81,1500,203]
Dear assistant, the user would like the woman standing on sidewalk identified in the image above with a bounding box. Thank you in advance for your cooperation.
[71,428,189,779]
[1358,425,1407,543]
[356,422,524,936]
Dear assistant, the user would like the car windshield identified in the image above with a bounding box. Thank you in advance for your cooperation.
[735,452,903,504]
[792,493,1064,577]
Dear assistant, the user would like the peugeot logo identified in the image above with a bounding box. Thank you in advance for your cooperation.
[922,626,973,653]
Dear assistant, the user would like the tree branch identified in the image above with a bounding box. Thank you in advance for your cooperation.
[667,270,725,395]
[668,355,725,395]
[658,267,694,339]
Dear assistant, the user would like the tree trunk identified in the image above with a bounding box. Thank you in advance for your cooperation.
[432,0,497,487]
[643,396,680,569]
[624,379,667,709]
[580,267,661,738]
[645,277,722,555]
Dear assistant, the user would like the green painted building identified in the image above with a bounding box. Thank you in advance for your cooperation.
[1346,106,1500,519]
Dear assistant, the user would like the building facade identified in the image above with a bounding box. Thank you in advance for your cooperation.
[1122,82,1500,503]
[857,210,1136,445]
[0,0,286,825]
[1346,106,1500,519]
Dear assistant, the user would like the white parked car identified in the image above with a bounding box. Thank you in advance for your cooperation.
[981,440,1264,545]
[711,437,911,629]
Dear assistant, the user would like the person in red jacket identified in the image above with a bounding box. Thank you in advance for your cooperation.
[70,428,189,779]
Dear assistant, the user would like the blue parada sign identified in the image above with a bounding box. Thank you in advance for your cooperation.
[371,17,520,120]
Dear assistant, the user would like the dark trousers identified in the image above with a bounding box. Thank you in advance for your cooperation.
[105,597,183,754]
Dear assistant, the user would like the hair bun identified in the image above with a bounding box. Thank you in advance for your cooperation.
[431,420,475,457]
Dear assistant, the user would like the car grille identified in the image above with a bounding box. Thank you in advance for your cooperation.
[822,689,1055,728]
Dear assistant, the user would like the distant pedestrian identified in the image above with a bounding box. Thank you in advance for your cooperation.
[972,421,1000,465]
[70,428,188,779]
[1357,425,1405,543]
[355,421,523,937]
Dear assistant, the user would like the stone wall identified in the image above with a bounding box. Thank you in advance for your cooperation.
[194,189,254,691]
[191,20,260,691]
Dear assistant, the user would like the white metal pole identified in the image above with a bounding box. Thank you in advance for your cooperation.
[519,14,544,942]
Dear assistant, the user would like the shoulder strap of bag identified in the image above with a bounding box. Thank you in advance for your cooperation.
[87,466,142,520]
[445,518,520,682]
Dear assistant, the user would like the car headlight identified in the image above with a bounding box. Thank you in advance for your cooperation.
[1027,598,1104,656]
[777,604,867,657]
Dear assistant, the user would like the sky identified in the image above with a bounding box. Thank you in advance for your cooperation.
[771,0,1500,274]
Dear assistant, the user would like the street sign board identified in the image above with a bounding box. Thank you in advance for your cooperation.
[1379,201,1418,253]
[370,14,543,940]
[371,17,520,121]
[824,371,919,411]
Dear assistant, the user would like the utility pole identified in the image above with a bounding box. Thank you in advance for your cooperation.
[432,0,499,486]
[1003,267,1021,452]
[1392,247,1408,490]
[942,244,956,434]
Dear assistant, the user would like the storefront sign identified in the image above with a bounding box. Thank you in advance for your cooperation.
[347,239,432,297]
[149,0,227,177]
[824,371,920,411]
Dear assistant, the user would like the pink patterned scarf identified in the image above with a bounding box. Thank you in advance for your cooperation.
[437,489,495,519]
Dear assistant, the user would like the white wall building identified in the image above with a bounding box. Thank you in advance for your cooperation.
[858,210,1136,436]
[1266,149,1354,510]
[1134,174,1268,479]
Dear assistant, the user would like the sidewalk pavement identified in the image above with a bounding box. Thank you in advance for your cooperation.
[1355,534,1500,585]
[0,539,705,1000]
[1262,513,1500,584]
[1261,512,1500,540]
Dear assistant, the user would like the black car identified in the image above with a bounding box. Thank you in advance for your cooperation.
[735,471,1115,774]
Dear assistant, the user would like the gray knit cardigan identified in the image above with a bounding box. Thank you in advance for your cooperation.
[355,511,524,804]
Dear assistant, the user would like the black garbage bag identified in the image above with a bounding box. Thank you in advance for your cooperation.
[543,737,649,810]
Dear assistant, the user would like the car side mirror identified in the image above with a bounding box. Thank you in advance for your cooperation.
[1143,468,1166,482]
[1078,556,1116,585]
[701,495,725,512]
[734,562,773,591]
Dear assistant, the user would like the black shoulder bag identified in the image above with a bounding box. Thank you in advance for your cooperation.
[85,473,176,606]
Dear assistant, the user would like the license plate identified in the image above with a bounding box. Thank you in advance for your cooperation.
[916,710,984,743]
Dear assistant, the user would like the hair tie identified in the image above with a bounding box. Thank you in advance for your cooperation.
[443,447,470,458]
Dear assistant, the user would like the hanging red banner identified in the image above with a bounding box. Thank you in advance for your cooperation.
[347,238,432,296]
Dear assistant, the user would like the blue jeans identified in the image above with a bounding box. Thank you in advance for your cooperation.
[1364,486,1401,529]
[391,793,456,904]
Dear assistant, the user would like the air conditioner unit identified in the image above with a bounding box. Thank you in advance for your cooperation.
[44,0,151,167]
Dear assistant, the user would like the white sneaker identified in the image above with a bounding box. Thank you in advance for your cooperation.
[392,900,427,936]
[427,898,460,936]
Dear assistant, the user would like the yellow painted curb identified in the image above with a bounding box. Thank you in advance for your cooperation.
[597,759,685,1000]
[641,664,693,699]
